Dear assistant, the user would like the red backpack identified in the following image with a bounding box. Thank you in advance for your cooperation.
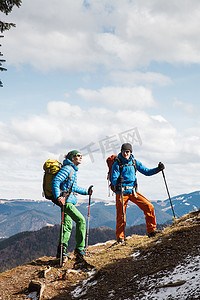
[106,155,118,193]
[106,155,137,194]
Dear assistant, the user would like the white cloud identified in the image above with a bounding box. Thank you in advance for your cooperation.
[0,100,200,200]
[151,115,168,123]
[12,116,62,146]
[1,100,199,164]
[77,86,156,109]
[4,0,200,71]
[1,0,200,202]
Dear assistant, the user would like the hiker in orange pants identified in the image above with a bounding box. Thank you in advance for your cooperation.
[111,143,164,241]
[116,192,156,240]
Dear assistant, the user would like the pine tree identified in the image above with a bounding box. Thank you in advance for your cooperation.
[0,0,22,87]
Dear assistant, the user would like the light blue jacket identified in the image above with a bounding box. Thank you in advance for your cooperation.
[111,153,159,194]
[51,158,88,205]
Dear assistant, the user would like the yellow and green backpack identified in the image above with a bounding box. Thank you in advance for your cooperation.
[42,159,63,200]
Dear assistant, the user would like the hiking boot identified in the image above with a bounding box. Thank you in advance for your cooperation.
[74,249,86,262]
[63,252,69,263]
[74,248,86,257]
[148,229,162,238]
[117,238,125,244]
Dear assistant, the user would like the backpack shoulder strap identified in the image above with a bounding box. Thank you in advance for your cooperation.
[60,166,73,192]
[132,159,137,173]
[115,157,137,174]
[113,157,138,194]
[114,156,124,174]
[68,166,73,180]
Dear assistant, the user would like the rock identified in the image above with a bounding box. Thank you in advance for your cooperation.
[27,280,45,300]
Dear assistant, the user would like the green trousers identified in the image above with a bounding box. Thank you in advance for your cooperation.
[59,203,86,251]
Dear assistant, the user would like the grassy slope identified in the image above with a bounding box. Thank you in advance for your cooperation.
[0,210,200,299]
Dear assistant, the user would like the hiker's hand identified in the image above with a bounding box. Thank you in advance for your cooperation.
[157,162,165,172]
[57,196,65,206]
[88,185,93,195]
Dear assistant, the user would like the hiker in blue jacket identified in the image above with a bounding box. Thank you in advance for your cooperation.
[111,143,164,242]
[52,150,93,261]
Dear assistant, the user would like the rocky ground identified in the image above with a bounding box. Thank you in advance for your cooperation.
[0,210,200,300]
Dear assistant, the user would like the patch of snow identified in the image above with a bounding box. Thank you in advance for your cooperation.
[154,239,162,244]
[92,240,115,247]
[67,269,80,274]
[174,197,184,201]
[131,250,140,259]
[0,200,6,204]
[104,202,115,206]
[108,290,115,297]
[92,236,132,248]
[0,218,7,224]
[140,254,200,299]
[71,270,96,298]
[162,206,171,212]
[185,217,196,222]
[46,223,54,227]
[87,203,96,208]
[157,201,166,207]
[26,291,38,300]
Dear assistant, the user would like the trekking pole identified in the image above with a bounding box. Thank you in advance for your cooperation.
[161,169,176,218]
[59,204,65,267]
[120,180,126,244]
[85,185,93,255]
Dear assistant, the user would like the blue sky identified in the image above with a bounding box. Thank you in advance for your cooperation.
[1,0,200,201]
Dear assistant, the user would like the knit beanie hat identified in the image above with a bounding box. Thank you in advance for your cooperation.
[121,143,133,153]
[66,150,81,161]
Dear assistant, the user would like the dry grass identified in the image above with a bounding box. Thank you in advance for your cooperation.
[0,210,200,299]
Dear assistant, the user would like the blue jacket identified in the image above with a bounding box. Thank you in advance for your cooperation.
[111,153,158,194]
[51,158,88,205]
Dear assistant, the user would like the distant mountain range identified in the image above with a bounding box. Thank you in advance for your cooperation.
[0,190,200,239]
[0,222,163,273]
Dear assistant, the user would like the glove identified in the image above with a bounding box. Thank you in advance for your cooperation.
[88,185,93,195]
[157,162,165,172]
[57,196,66,206]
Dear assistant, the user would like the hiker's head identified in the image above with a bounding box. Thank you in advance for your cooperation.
[66,150,82,166]
[121,143,132,160]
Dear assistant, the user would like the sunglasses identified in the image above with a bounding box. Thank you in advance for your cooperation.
[75,154,82,158]
[122,150,131,154]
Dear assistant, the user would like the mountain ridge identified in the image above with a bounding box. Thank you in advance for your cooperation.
[1,190,199,238]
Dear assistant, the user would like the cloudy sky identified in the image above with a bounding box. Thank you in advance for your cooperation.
[1,0,200,202]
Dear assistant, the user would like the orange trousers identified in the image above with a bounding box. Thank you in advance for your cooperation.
[116,191,156,240]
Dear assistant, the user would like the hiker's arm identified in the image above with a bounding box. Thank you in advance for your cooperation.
[111,161,120,186]
[71,174,88,195]
[74,184,88,195]
[51,166,71,199]
[136,160,160,176]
